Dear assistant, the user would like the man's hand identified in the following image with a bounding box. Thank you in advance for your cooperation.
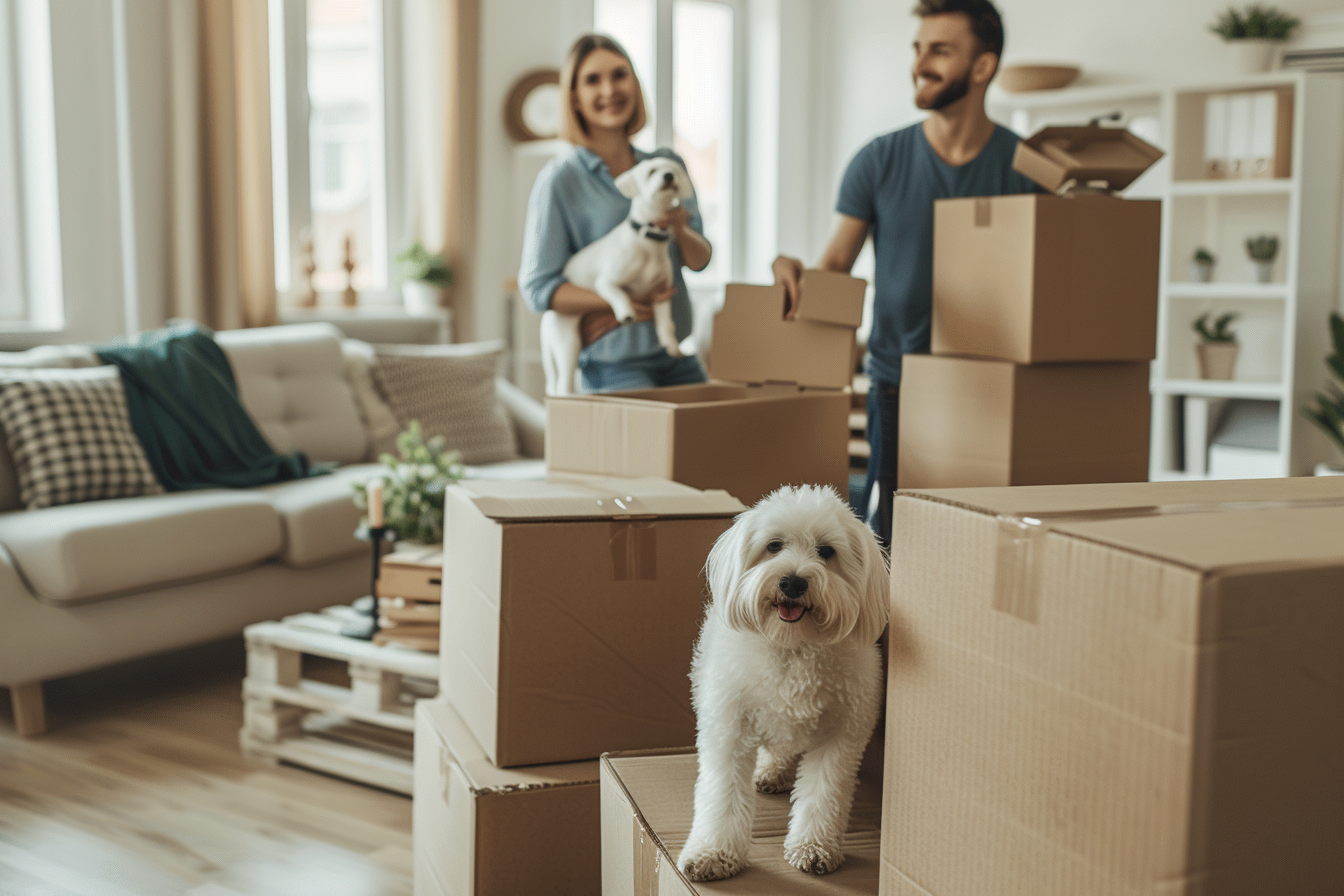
[772,255,805,320]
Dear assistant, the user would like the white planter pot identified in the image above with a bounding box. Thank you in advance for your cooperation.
[1188,261,1214,283]
[1315,462,1344,477]
[401,280,445,314]
[1226,38,1280,74]
[1253,259,1275,283]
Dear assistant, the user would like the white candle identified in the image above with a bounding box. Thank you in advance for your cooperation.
[367,479,384,528]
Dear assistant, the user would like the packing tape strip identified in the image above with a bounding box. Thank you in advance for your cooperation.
[611,520,658,581]
[974,197,991,227]
[991,496,1344,623]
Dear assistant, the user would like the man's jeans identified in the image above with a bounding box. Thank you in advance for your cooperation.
[859,377,899,549]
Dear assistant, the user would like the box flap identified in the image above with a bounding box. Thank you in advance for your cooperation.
[899,477,1344,573]
[449,476,745,521]
[1013,126,1164,193]
[709,271,864,390]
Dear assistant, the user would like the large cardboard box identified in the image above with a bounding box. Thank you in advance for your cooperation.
[897,353,1150,489]
[413,698,599,896]
[882,477,1344,896]
[441,477,743,768]
[601,741,883,896]
[547,270,864,507]
[931,126,1163,364]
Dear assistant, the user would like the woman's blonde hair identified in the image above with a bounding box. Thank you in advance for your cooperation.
[558,34,647,144]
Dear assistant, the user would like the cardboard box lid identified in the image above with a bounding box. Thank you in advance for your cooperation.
[449,476,745,521]
[418,698,599,792]
[900,477,1344,574]
[1013,126,1164,194]
[709,270,866,390]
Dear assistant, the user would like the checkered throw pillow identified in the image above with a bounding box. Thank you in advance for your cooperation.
[0,367,164,509]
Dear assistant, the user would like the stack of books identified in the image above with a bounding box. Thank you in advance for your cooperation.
[373,543,443,651]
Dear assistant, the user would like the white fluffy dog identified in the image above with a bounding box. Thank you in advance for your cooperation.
[541,156,694,396]
[678,485,890,881]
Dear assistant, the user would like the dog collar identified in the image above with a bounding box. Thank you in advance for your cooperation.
[629,220,672,242]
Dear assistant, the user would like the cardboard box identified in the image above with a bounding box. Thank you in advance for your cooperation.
[547,271,864,507]
[413,698,599,896]
[441,477,743,768]
[601,741,883,896]
[931,126,1163,365]
[897,353,1150,489]
[882,477,1344,896]
[376,543,444,601]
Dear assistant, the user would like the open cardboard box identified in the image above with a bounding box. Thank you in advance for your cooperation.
[440,477,742,768]
[931,125,1163,365]
[547,271,865,507]
[883,477,1344,895]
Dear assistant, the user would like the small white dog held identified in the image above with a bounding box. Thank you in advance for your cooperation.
[541,156,694,396]
[678,485,890,881]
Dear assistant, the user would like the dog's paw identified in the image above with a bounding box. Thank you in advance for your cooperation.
[784,841,844,875]
[679,846,747,881]
[754,766,794,794]
[663,340,683,358]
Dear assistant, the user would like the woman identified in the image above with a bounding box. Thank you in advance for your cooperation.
[519,34,712,393]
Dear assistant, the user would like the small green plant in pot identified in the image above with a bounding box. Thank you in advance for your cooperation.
[1302,311,1344,473]
[397,241,453,314]
[1190,247,1216,283]
[1210,5,1301,73]
[353,421,464,545]
[1245,234,1278,284]
[1193,311,1240,380]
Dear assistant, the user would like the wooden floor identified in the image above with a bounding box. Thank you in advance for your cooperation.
[0,639,412,896]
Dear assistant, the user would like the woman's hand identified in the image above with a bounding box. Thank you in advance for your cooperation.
[629,284,677,321]
[653,205,692,234]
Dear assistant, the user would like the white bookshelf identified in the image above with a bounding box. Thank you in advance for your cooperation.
[992,72,1344,480]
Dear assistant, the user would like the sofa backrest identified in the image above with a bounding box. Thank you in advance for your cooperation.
[215,323,370,465]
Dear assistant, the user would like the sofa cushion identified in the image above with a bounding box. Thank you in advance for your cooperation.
[0,490,283,605]
[256,463,383,567]
[215,323,369,465]
[341,339,402,461]
[371,341,519,465]
[0,367,164,509]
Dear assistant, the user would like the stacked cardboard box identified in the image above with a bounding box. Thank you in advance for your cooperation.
[900,126,1163,490]
[415,476,743,895]
[881,477,1344,895]
[547,270,866,506]
[373,543,443,651]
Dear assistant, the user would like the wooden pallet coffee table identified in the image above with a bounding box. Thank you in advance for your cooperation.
[240,605,439,795]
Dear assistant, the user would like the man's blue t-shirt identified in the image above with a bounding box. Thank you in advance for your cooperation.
[836,122,1040,384]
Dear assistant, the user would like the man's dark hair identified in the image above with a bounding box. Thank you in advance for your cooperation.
[913,0,1005,59]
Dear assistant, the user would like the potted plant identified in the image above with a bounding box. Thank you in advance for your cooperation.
[352,421,464,544]
[1193,311,1240,380]
[1245,234,1279,283]
[1303,311,1344,475]
[1190,247,1216,283]
[397,241,453,315]
[1210,5,1301,74]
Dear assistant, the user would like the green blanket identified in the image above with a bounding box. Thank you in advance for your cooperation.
[96,324,331,490]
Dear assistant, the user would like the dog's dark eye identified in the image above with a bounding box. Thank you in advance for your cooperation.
[817,545,835,560]
[766,540,783,554]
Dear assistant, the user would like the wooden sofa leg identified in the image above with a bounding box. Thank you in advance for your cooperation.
[10,681,46,737]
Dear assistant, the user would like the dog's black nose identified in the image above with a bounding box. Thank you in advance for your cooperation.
[663,171,674,185]
[779,575,809,599]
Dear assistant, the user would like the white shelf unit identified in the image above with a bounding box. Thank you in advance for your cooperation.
[992,72,1344,480]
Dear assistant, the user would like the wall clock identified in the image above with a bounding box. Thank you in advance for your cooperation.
[504,69,562,142]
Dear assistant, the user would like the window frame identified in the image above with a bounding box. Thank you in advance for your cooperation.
[269,0,407,305]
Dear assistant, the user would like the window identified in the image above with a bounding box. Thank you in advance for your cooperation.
[271,0,401,302]
[594,0,743,285]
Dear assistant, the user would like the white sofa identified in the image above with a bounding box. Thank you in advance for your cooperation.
[0,323,544,735]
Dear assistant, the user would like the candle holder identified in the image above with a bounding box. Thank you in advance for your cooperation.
[342,525,390,641]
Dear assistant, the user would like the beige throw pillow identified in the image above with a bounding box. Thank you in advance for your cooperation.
[371,342,519,466]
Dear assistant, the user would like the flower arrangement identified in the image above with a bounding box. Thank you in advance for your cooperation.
[352,422,464,544]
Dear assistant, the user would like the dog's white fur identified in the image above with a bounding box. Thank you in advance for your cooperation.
[678,485,890,880]
[541,156,694,396]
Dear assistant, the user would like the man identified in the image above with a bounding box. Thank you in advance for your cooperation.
[773,0,1039,548]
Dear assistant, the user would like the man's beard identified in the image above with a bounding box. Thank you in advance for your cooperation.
[914,69,971,111]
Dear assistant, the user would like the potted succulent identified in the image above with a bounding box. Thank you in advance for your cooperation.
[1245,234,1279,283]
[1303,311,1344,475]
[397,241,453,315]
[1210,5,1301,74]
[352,421,464,544]
[1193,311,1240,380]
[1190,247,1216,283]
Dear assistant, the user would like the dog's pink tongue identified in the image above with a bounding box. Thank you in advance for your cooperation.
[778,603,806,622]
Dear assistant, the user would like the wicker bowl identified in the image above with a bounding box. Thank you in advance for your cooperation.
[999,64,1080,93]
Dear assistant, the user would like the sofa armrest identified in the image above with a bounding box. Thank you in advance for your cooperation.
[496,378,545,459]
